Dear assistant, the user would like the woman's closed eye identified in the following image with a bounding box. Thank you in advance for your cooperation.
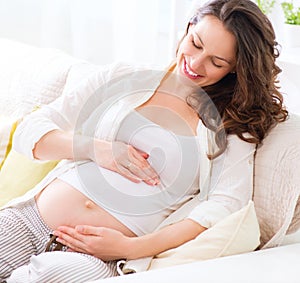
[191,37,202,50]
[190,35,202,49]
[211,59,222,68]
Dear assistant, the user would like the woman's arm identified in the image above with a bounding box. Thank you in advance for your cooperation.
[13,63,159,184]
[126,218,206,259]
[32,130,85,161]
[187,134,257,229]
[54,218,206,261]
[13,68,108,161]
[34,129,159,184]
[13,62,135,161]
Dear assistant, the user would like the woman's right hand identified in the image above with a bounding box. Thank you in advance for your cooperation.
[90,139,160,186]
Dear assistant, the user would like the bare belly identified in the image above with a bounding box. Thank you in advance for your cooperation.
[35,178,136,237]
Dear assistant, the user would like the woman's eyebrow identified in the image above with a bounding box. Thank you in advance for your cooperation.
[194,32,232,64]
[214,55,231,64]
[194,32,204,46]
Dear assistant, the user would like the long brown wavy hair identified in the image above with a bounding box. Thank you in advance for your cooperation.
[179,0,288,158]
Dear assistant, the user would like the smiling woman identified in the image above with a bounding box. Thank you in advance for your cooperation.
[0,0,288,282]
[175,15,236,85]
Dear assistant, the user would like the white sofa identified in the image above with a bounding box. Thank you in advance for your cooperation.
[0,38,299,283]
[92,243,300,283]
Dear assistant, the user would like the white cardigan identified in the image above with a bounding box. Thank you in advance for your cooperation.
[9,62,256,269]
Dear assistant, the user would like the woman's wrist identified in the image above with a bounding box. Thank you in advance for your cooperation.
[124,219,206,260]
[71,134,92,160]
[86,138,111,163]
[125,236,148,259]
[124,231,167,260]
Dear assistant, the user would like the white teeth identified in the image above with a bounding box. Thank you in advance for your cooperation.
[185,62,199,77]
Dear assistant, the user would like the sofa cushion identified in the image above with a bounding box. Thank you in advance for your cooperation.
[254,113,300,248]
[0,150,58,208]
[0,38,82,119]
[0,116,18,169]
[149,201,260,270]
[0,38,84,169]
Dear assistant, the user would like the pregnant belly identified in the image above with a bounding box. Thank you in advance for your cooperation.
[35,178,137,237]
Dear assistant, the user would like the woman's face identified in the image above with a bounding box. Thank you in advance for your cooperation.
[176,15,236,87]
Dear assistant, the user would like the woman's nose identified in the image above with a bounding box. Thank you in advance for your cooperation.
[190,53,205,70]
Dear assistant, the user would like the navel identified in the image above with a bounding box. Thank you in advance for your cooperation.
[85,200,94,208]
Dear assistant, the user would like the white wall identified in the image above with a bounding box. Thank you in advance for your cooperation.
[0,0,194,67]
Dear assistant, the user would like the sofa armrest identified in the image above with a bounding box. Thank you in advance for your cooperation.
[88,243,300,283]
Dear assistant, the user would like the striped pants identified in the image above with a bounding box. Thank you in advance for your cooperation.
[0,198,118,283]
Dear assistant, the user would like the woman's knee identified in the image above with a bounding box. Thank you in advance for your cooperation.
[7,252,117,283]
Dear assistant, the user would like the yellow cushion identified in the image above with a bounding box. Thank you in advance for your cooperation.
[0,116,18,169]
[149,201,260,270]
[0,150,58,207]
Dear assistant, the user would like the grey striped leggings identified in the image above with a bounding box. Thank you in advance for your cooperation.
[0,198,118,283]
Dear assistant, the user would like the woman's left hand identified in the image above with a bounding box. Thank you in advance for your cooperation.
[53,225,133,261]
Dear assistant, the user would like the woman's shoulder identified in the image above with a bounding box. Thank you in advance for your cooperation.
[224,134,257,159]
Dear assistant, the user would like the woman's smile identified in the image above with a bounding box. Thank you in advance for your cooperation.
[183,58,203,80]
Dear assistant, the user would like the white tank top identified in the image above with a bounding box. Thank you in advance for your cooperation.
[58,111,200,236]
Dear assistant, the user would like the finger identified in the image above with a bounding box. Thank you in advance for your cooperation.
[67,247,75,252]
[135,148,149,159]
[121,162,158,186]
[132,150,158,176]
[54,229,87,253]
[55,226,77,236]
[114,144,159,184]
[124,161,159,186]
[60,238,86,254]
[55,226,87,243]
[75,225,104,236]
[131,151,160,184]
[117,165,143,183]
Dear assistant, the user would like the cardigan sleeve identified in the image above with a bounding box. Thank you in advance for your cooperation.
[187,134,256,228]
[12,62,135,160]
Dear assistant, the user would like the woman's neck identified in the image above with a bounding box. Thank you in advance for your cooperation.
[158,65,199,102]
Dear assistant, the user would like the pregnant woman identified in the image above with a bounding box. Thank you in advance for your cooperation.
[0,0,287,282]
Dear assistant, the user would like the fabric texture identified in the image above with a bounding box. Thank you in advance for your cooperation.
[149,201,260,270]
[254,113,300,248]
[0,150,58,208]
[0,198,118,283]
[8,253,118,283]
[0,198,52,281]
[0,38,90,167]
[0,38,80,119]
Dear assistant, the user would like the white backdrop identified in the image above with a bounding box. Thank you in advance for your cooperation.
[0,0,199,67]
[0,0,292,65]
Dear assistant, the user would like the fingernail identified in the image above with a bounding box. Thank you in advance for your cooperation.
[149,179,160,186]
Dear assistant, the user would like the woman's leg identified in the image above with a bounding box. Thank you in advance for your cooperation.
[7,251,118,283]
[0,199,51,282]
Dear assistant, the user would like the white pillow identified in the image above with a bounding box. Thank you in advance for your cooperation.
[149,201,260,270]
[0,39,81,118]
[254,113,300,248]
